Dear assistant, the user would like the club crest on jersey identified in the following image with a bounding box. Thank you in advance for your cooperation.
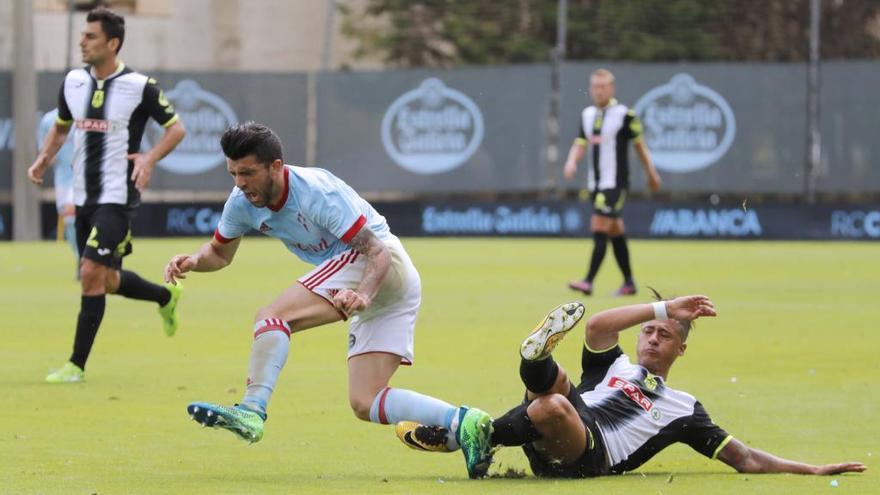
[91,90,105,108]
[609,376,655,413]
[259,222,272,233]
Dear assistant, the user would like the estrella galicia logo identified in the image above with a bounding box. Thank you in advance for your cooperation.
[634,74,736,173]
[145,80,238,175]
[381,78,484,175]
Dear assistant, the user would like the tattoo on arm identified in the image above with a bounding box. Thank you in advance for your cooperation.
[348,228,377,255]
[348,228,390,300]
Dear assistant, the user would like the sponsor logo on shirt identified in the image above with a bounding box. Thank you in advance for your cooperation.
[634,73,736,173]
[144,80,238,175]
[381,78,484,175]
[293,237,330,253]
[76,119,124,133]
[609,376,655,413]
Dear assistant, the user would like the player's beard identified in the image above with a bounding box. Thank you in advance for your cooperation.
[248,176,275,208]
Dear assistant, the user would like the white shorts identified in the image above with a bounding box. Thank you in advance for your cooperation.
[298,237,421,364]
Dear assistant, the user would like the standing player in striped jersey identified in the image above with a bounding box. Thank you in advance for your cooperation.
[164,122,483,448]
[398,297,866,479]
[564,68,662,297]
[28,7,187,383]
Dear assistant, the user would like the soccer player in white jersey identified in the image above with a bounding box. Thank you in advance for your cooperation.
[399,296,866,479]
[28,7,186,384]
[164,122,485,452]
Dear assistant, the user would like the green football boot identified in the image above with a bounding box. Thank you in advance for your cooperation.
[159,282,183,337]
[457,407,494,479]
[520,302,585,362]
[45,362,85,384]
[187,402,265,444]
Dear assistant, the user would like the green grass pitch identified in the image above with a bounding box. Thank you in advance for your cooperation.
[1,237,877,494]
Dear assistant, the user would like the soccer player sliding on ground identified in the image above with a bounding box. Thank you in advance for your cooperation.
[398,296,867,479]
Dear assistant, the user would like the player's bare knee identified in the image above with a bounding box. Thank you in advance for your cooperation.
[104,270,120,293]
[529,394,574,424]
[80,260,105,294]
[254,306,281,324]
[349,395,372,421]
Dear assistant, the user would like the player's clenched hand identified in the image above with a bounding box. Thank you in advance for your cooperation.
[332,289,370,316]
[665,295,717,321]
[128,153,155,192]
[165,254,196,284]
[28,156,50,185]
[813,462,867,475]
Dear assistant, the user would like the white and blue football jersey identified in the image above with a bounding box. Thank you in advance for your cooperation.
[214,165,394,265]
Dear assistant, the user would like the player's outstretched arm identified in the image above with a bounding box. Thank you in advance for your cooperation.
[585,295,716,350]
[332,228,390,315]
[717,437,866,475]
[164,236,240,284]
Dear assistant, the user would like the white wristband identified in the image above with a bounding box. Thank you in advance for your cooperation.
[652,301,668,320]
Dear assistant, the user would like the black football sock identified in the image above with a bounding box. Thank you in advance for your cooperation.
[116,270,171,306]
[491,406,542,447]
[585,232,608,282]
[69,295,106,370]
[519,355,559,394]
[611,235,633,284]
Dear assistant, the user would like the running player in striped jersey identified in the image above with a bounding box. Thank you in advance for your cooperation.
[399,297,866,479]
[28,7,186,383]
[165,122,481,449]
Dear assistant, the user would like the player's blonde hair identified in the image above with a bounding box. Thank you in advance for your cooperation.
[590,68,615,83]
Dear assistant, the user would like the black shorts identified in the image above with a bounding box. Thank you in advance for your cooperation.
[590,188,627,218]
[520,385,609,478]
[75,204,133,270]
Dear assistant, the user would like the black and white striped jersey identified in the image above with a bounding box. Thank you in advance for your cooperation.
[576,98,643,192]
[56,63,179,208]
[578,344,732,474]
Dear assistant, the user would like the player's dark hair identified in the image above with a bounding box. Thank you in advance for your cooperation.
[220,121,284,166]
[87,7,125,54]
[647,286,693,342]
